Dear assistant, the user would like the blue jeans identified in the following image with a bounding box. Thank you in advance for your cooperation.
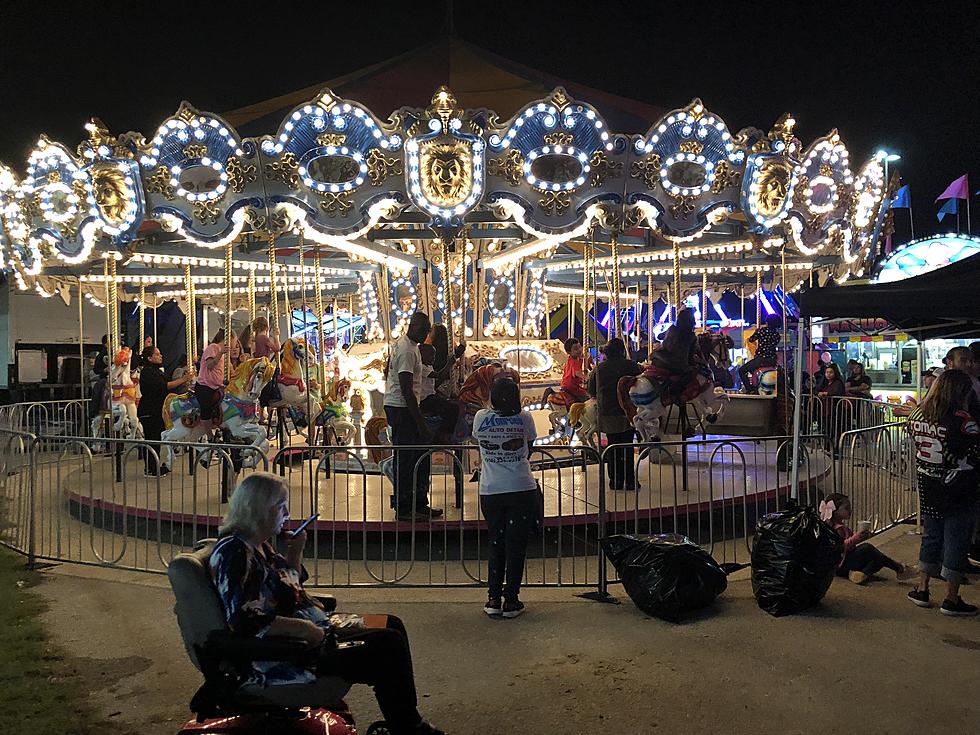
[919,505,977,585]
[383,405,431,514]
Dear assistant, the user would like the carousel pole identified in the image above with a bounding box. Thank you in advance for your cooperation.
[313,249,327,401]
[77,278,85,402]
[298,232,314,444]
[568,294,575,341]
[543,289,550,339]
[332,297,339,353]
[153,295,158,347]
[647,272,654,359]
[755,271,762,327]
[610,234,620,339]
[583,227,592,357]
[248,268,256,325]
[184,265,194,371]
[440,237,455,353]
[781,245,788,369]
[672,240,681,320]
[224,240,233,383]
[701,271,708,331]
[108,256,120,355]
[103,257,115,440]
[139,285,146,349]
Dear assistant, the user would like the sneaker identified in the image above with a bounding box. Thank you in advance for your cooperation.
[418,506,444,518]
[483,597,503,617]
[848,571,869,585]
[896,565,918,582]
[502,599,525,618]
[940,597,979,617]
[907,588,931,608]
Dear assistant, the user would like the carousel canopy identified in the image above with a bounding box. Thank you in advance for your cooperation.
[798,252,980,339]
[0,39,893,340]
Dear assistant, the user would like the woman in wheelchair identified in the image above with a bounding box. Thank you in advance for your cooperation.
[210,473,444,735]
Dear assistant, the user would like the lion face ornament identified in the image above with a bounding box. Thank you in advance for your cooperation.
[89,163,132,227]
[418,140,473,208]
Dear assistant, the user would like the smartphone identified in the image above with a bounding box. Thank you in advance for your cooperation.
[289,513,319,538]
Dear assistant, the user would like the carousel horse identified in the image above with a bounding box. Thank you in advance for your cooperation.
[455,364,521,441]
[618,364,729,441]
[542,386,583,433]
[697,331,735,389]
[314,374,357,445]
[90,347,143,439]
[261,337,313,409]
[160,357,276,470]
[568,399,600,449]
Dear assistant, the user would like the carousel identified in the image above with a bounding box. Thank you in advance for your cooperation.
[0,72,891,532]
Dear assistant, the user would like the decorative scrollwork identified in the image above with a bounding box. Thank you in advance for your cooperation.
[539,190,571,216]
[629,154,662,189]
[679,140,704,154]
[264,153,300,189]
[589,150,622,187]
[794,175,810,206]
[710,160,740,194]
[543,132,574,147]
[182,143,208,159]
[144,165,176,200]
[819,163,833,178]
[192,198,221,225]
[365,149,403,186]
[243,206,267,230]
[319,192,354,218]
[225,156,256,194]
[668,194,697,219]
[316,133,347,147]
[487,150,524,187]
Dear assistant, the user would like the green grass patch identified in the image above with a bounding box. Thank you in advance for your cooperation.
[0,548,115,735]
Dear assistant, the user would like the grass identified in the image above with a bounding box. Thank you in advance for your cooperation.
[0,548,114,735]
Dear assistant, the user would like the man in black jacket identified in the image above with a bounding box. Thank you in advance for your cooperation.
[138,346,192,476]
[88,334,110,420]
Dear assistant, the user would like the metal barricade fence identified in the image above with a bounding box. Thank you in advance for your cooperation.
[0,413,917,594]
[598,434,830,588]
[835,422,916,533]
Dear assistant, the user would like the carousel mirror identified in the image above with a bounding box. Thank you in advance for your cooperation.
[491,281,512,312]
[307,154,360,185]
[395,282,415,314]
[666,160,707,189]
[530,154,583,185]
[809,179,835,209]
[499,345,554,374]
[178,164,222,194]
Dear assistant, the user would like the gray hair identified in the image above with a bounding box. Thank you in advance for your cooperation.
[218,472,289,539]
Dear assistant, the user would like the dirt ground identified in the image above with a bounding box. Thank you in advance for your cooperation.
[35,526,980,735]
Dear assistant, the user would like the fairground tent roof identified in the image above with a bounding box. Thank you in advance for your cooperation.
[798,252,980,339]
[223,37,665,138]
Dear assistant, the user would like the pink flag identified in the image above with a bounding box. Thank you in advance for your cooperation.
[935,174,969,202]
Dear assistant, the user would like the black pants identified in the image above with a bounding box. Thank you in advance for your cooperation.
[324,616,422,734]
[738,356,776,391]
[419,394,459,437]
[837,543,902,577]
[89,376,106,419]
[384,405,432,514]
[480,490,536,601]
[604,429,636,489]
[195,384,220,421]
[139,414,165,474]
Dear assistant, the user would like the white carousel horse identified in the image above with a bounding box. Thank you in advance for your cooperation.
[619,369,729,442]
[568,399,600,449]
[90,347,143,440]
[265,337,313,408]
[160,357,276,470]
[314,374,357,445]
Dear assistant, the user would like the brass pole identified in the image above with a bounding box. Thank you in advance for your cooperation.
[610,233,620,339]
[139,285,146,348]
[184,264,194,368]
[224,239,233,383]
[702,271,708,331]
[672,240,681,319]
[314,249,327,394]
[441,237,455,353]
[78,278,85,401]
[248,269,256,324]
[647,272,654,359]
[108,256,119,354]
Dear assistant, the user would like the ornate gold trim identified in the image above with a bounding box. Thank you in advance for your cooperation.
[629,153,662,189]
[539,190,571,216]
[487,150,524,187]
[226,156,256,194]
[365,149,403,186]
[589,150,623,187]
[264,153,300,189]
[144,165,176,200]
[319,192,354,218]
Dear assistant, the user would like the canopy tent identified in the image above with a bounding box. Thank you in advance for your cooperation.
[797,252,980,339]
[224,36,666,137]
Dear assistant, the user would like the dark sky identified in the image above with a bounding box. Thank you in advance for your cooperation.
[2,0,978,241]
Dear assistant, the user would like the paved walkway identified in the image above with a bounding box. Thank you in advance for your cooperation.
[35,526,980,735]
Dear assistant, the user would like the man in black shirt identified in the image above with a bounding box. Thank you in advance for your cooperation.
[844,359,873,398]
[138,346,192,476]
[738,315,782,393]
[88,334,110,419]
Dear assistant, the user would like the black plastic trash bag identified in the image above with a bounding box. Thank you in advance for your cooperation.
[751,506,844,617]
[601,534,729,622]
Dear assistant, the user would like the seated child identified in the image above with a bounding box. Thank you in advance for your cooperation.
[419,343,463,440]
[560,338,591,403]
[820,492,916,584]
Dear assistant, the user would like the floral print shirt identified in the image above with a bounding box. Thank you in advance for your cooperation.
[209,534,360,687]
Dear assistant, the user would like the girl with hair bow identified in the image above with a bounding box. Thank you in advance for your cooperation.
[820,493,916,585]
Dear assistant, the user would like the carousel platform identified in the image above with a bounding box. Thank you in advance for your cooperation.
[62,436,831,548]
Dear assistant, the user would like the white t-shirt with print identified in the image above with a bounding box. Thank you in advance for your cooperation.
[472,409,538,495]
[383,335,423,407]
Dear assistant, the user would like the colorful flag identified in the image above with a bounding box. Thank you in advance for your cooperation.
[937,198,958,221]
[890,185,910,208]
[935,174,969,202]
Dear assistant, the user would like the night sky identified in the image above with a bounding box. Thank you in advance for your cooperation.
[2,0,978,242]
